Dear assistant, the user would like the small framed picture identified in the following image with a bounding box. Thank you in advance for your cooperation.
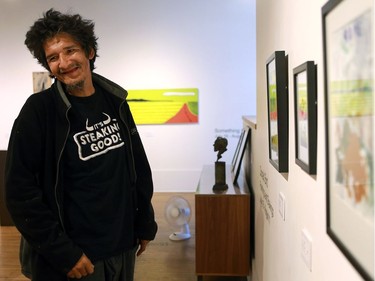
[293,61,317,175]
[33,72,52,93]
[232,128,250,184]
[231,130,244,171]
[266,50,289,173]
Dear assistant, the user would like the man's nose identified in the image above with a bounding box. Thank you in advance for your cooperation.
[59,54,70,70]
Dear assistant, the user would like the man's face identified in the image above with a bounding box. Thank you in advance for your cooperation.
[43,33,94,93]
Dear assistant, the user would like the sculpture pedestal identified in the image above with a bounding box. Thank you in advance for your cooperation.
[213,161,228,191]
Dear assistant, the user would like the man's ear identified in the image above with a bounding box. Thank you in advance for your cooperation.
[88,48,95,60]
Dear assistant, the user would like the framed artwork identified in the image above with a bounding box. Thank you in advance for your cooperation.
[231,129,244,170]
[232,128,250,184]
[293,61,317,175]
[127,88,198,124]
[33,72,52,93]
[266,50,289,173]
[322,0,374,280]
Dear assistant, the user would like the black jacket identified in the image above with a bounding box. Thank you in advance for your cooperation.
[5,73,157,279]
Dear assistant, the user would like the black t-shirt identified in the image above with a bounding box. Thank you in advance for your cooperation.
[62,86,135,262]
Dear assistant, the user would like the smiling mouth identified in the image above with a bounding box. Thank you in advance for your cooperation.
[59,64,80,75]
[61,68,78,75]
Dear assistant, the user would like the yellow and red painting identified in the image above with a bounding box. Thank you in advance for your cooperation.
[127,88,198,124]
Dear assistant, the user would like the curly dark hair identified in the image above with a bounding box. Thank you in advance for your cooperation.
[25,8,98,71]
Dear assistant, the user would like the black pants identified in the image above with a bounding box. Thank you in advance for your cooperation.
[69,246,138,281]
[29,246,137,281]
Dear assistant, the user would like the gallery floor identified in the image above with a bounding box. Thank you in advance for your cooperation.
[0,192,249,281]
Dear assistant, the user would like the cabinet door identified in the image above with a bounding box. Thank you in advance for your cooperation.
[195,195,250,276]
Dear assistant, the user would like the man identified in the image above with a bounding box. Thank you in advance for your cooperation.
[5,9,157,281]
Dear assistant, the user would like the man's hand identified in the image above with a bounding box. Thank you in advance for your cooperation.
[137,239,151,257]
[67,254,94,279]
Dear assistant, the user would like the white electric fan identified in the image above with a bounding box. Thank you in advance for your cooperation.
[164,196,192,241]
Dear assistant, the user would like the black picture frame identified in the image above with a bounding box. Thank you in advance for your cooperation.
[232,128,250,184]
[322,0,374,280]
[266,50,289,173]
[231,129,244,170]
[293,61,317,175]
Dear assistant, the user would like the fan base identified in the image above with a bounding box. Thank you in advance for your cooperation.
[169,232,191,241]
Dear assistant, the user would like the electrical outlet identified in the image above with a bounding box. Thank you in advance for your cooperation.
[278,192,285,221]
[301,229,312,271]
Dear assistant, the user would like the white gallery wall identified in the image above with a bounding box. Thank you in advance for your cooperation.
[252,0,373,281]
[0,0,256,192]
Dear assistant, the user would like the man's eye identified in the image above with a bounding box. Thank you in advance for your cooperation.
[47,56,57,63]
[67,48,77,54]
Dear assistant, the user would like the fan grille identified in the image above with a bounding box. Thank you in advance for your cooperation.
[164,196,191,227]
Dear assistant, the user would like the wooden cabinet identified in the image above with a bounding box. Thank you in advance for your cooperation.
[0,151,13,226]
[195,165,250,278]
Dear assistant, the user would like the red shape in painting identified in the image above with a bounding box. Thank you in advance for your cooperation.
[166,103,198,123]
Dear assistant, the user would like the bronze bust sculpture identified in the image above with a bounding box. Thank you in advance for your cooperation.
[213,136,228,191]
[213,136,228,162]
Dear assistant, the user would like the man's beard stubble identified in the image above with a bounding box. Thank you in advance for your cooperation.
[65,80,85,93]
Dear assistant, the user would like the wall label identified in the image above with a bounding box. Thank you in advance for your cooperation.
[214,128,241,139]
[259,166,274,223]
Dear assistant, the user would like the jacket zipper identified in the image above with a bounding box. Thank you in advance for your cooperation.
[54,106,71,232]
[119,101,137,182]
